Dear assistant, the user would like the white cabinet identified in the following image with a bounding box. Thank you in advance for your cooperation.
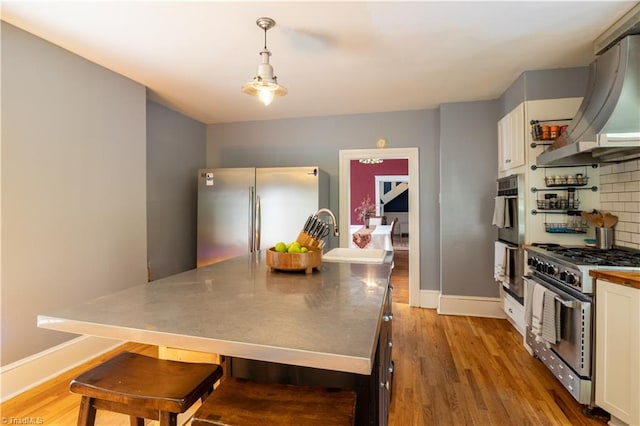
[595,279,640,426]
[498,103,525,174]
[502,290,525,335]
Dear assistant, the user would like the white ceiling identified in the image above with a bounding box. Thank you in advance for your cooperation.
[2,1,638,124]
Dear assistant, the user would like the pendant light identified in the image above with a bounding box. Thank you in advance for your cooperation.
[242,17,287,106]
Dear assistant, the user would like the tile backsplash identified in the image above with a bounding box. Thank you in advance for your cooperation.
[599,160,640,249]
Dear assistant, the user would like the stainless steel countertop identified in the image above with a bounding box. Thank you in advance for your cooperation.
[38,250,393,375]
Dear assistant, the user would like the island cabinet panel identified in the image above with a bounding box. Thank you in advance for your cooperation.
[378,284,393,422]
[229,356,380,426]
[595,279,640,426]
[229,284,393,426]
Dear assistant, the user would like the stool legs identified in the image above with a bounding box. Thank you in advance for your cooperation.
[158,412,178,426]
[77,396,146,426]
[77,396,96,426]
[129,416,144,426]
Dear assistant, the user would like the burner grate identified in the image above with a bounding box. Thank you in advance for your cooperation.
[542,246,640,267]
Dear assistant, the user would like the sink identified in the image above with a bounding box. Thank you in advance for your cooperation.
[323,248,387,264]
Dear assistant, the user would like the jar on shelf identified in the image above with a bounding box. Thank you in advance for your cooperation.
[558,198,568,209]
[567,211,587,233]
[541,126,550,140]
[550,125,560,139]
[554,175,567,185]
[567,188,576,207]
[531,120,542,140]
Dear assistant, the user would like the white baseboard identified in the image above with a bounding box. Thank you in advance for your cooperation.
[1,335,123,403]
[419,289,440,309]
[437,294,506,318]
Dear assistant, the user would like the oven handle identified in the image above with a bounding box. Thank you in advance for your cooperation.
[523,275,581,309]
[554,296,580,309]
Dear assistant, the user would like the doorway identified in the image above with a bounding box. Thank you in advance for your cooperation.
[339,148,420,306]
[375,175,409,250]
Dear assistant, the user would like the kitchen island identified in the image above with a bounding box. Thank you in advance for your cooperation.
[38,250,394,425]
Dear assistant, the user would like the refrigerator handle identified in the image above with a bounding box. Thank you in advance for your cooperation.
[249,187,256,252]
[255,194,261,251]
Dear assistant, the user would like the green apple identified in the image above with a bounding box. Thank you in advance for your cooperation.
[288,244,301,253]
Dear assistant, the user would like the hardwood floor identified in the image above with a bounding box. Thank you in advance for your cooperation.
[2,255,606,425]
[388,305,606,425]
[391,249,409,304]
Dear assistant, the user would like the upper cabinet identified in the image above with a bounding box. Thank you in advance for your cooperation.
[498,103,525,175]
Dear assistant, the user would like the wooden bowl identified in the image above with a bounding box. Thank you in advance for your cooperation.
[266,247,322,274]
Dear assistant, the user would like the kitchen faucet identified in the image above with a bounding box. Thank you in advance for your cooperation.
[314,208,340,237]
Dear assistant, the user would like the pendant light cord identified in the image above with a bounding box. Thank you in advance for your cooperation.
[263,27,268,49]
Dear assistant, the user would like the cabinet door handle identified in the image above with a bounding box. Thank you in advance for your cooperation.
[383,313,393,322]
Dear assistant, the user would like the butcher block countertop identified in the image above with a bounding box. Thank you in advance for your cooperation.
[38,250,394,375]
[589,270,640,289]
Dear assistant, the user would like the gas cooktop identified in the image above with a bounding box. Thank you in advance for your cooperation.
[533,244,640,267]
[526,243,640,294]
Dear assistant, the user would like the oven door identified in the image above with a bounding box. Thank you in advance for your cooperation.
[524,275,592,377]
[497,195,521,244]
[495,174,524,245]
[495,241,524,303]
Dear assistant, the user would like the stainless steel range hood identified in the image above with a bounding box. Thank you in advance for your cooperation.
[537,34,640,166]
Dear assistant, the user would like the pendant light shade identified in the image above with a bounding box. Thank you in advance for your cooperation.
[242,17,287,106]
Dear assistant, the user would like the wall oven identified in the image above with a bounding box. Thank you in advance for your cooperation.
[494,174,525,303]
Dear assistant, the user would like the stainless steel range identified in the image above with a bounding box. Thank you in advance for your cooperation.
[524,244,640,405]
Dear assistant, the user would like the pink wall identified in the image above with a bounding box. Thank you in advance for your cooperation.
[350,159,408,224]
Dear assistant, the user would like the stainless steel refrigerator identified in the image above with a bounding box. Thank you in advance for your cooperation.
[197,167,329,267]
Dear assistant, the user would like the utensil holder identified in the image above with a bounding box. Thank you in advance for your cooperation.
[296,231,324,250]
[595,227,613,249]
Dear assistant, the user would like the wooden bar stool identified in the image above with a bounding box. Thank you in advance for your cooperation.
[192,377,357,426]
[70,351,223,426]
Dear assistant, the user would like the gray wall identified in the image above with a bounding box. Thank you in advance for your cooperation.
[1,23,147,365]
[206,110,443,291]
[439,100,500,297]
[500,67,589,115]
[146,100,206,280]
